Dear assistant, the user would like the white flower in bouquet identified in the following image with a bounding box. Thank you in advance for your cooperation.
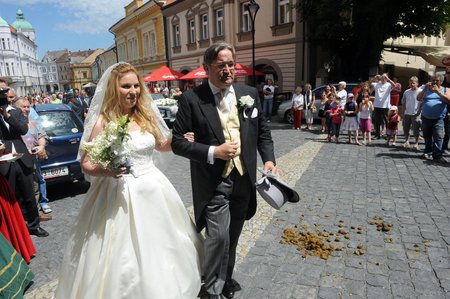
[82,115,132,170]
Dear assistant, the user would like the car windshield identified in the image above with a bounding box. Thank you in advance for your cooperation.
[38,111,83,137]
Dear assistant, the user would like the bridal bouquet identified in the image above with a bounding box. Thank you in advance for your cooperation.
[82,115,132,170]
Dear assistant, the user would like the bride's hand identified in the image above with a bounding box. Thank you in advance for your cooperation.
[109,167,128,179]
[184,132,195,142]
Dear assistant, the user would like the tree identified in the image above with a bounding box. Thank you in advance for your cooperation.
[297,0,450,81]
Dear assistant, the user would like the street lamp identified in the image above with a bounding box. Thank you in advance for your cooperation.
[246,0,259,87]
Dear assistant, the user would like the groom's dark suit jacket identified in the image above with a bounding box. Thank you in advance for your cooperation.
[172,83,275,232]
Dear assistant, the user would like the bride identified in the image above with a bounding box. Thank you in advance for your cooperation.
[54,62,202,299]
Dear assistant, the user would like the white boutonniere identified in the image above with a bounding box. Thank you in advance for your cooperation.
[238,95,256,118]
[238,95,255,110]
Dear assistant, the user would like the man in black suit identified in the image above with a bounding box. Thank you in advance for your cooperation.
[172,42,277,299]
[0,80,48,237]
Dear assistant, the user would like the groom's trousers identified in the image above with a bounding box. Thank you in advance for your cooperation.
[203,168,252,297]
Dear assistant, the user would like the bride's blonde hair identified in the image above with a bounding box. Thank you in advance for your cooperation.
[101,63,162,144]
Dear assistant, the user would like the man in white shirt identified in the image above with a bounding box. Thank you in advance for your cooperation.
[370,73,395,138]
[262,79,275,122]
[401,76,422,149]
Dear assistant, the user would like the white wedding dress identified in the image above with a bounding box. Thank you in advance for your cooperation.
[54,131,203,299]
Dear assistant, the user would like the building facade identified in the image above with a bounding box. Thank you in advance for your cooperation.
[0,9,44,96]
[109,0,167,77]
[41,50,67,93]
[162,0,306,93]
[71,49,104,91]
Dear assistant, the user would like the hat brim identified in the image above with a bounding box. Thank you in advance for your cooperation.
[255,170,300,210]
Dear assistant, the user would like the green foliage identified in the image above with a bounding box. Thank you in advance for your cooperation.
[297,0,450,79]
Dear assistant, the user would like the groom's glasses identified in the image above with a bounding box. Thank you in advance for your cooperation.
[211,62,236,70]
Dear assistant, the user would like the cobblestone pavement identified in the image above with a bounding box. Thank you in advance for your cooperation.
[24,123,450,299]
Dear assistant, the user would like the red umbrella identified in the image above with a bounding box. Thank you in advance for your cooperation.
[180,66,208,80]
[180,64,265,80]
[144,66,184,82]
[234,63,265,77]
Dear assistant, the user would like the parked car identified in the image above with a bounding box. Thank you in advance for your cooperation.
[277,83,358,124]
[35,104,84,185]
[151,93,178,128]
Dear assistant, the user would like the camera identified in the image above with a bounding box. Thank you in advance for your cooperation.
[0,87,9,108]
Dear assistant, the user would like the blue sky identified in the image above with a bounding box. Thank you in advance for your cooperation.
[0,0,130,59]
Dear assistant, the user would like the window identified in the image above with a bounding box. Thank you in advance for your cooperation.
[173,24,180,47]
[1,38,5,49]
[128,39,133,59]
[143,33,150,57]
[5,63,10,76]
[242,3,252,32]
[52,66,56,72]
[149,32,156,57]
[278,0,290,24]
[201,14,209,40]
[82,72,87,79]
[188,19,196,43]
[6,38,10,49]
[215,9,224,37]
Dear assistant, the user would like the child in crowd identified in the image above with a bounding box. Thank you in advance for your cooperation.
[341,93,362,145]
[329,99,343,143]
[359,94,374,145]
[319,93,327,132]
[386,105,400,146]
[325,93,335,140]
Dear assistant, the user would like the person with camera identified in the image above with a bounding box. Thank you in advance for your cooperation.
[262,79,275,122]
[14,97,52,216]
[417,74,450,164]
[0,79,49,237]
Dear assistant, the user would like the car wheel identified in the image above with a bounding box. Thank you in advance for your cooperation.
[285,109,294,124]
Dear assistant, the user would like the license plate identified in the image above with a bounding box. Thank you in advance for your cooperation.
[42,166,69,179]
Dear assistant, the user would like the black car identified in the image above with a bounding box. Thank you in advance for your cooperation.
[35,104,84,185]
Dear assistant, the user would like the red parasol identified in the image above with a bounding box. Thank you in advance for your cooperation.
[180,66,208,80]
[180,64,265,80]
[144,66,184,82]
[234,63,265,77]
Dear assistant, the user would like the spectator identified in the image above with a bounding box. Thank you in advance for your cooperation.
[359,93,374,145]
[370,73,395,139]
[341,93,361,145]
[0,80,49,237]
[329,99,344,143]
[262,79,275,122]
[390,77,402,107]
[291,86,304,130]
[401,76,422,150]
[335,81,347,108]
[442,66,450,154]
[325,93,335,140]
[14,97,52,215]
[417,74,450,163]
[386,106,400,146]
[319,91,328,132]
[304,83,315,130]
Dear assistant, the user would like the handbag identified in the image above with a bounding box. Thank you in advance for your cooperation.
[310,103,317,113]
[255,168,300,210]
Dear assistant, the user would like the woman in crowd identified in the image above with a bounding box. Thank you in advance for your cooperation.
[0,143,36,264]
[54,62,202,299]
[303,83,315,130]
[291,86,304,130]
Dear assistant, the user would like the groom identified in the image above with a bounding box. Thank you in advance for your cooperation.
[172,42,277,299]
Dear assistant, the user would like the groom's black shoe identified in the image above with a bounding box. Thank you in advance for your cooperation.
[222,279,241,298]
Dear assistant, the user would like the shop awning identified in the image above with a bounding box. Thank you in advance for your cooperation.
[383,42,450,67]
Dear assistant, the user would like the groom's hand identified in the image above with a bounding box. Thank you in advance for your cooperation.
[214,141,239,160]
